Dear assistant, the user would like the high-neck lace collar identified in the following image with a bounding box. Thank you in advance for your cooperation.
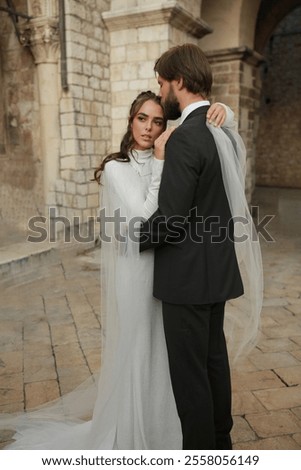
[130,148,153,162]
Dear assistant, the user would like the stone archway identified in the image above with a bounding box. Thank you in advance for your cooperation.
[255,3,301,188]
[254,0,301,54]
[201,0,261,50]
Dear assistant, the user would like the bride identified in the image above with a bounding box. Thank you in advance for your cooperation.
[1,91,259,449]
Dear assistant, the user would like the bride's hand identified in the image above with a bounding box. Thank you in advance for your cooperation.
[206,103,226,127]
[154,127,176,160]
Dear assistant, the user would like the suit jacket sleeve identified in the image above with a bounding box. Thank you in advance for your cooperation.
[140,125,203,251]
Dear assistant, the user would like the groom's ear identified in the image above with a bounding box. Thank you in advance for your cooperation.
[175,77,184,91]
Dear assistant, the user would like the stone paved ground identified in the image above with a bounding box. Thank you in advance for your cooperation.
[0,187,301,450]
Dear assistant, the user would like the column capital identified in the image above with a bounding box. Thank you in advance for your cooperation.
[205,46,265,67]
[102,1,212,39]
[19,17,59,64]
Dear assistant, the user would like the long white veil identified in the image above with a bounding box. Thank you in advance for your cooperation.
[207,122,263,363]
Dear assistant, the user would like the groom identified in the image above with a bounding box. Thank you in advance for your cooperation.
[140,44,244,450]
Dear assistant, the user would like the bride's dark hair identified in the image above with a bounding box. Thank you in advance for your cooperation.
[93,90,166,184]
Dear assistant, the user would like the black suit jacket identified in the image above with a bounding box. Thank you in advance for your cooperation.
[140,105,244,305]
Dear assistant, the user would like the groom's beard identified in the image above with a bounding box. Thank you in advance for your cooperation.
[163,88,181,121]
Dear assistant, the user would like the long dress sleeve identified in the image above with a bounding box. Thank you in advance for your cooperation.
[216,103,237,130]
[142,158,164,219]
[103,156,164,221]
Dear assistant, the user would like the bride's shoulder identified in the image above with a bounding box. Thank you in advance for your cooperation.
[103,159,129,183]
[104,159,127,171]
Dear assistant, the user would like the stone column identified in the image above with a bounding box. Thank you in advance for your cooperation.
[206,47,264,200]
[19,1,60,208]
[102,0,212,150]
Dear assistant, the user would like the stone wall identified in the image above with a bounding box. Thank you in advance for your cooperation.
[103,0,210,151]
[107,24,169,151]
[0,0,43,229]
[256,6,301,188]
[53,0,111,224]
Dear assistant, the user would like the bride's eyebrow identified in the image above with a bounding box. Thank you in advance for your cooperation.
[137,112,163,121]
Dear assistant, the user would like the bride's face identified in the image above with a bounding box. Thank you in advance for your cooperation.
[132,100,165,150]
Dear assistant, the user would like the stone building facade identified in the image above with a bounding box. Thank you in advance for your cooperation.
[0,0,300,233]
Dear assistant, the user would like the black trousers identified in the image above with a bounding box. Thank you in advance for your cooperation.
[162,301,233,450]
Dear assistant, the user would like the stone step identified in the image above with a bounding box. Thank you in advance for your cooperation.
[0,241,60,283]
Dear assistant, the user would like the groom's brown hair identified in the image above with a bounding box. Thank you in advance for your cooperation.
[154,43,212,98]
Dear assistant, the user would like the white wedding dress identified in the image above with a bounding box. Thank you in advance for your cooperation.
[88,149,182,449]
[1,111,262,450]
[2,149,182,450]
